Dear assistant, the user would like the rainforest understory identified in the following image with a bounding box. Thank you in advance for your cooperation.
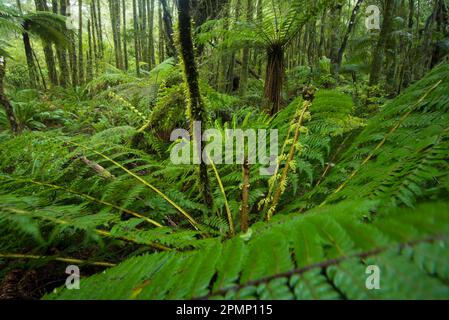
[0,0,449,300]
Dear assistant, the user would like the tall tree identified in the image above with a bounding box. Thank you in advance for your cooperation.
[160,0,177,57]
[54,0,69,87]
[176,0,214,211]
[333,0,365,78]
[78,0,84,85]
[18,0,39,89]
[122,0,129,70]
[109,0,124,69]
[133,0,141,76]
[147,0,156,68]
[240,0,253,94]
[369,0,395,85]
[34,0,59,86]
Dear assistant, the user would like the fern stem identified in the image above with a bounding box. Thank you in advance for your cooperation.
[268,100,311,220]
[319,79,443,207]
[207,154,235,236]
[241,158,250,233]
[62,140,201,230]
[0,206,170,251]
[0,253,116,267]
[0,176,163,228]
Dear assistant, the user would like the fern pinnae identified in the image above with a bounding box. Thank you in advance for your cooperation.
[60,139,201,231]
[0,253,116,267]
[0,175,163,228]
[319,79,444,208]
[207,153,235,236]
[269,98,312,220]
[0,203,170,251]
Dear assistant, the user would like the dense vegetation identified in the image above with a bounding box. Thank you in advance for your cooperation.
[0,0,448,300]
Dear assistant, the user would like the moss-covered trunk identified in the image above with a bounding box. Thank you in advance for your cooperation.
[177,0,214,211]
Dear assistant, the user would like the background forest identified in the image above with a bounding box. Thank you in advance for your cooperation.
[0,0,449,300]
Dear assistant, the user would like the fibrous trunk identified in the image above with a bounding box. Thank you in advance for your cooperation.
[264,44,285,115]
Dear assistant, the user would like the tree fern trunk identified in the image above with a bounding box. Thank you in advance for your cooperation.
[177,0,214,211]
[264,44,284,115]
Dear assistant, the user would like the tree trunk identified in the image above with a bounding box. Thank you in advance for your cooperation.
[109,0,124,70]
[264,44,285,115]
[34,0,58,86]
[122,0,129,70]
[0,58,21,134]
[133,0,141,76]
[78,0,84,85]
[17,1,38,88]
[177,0,214,211]
[329,3,342,78]
[241,158,250,233]
[334,0,364,78]
[158,1,165,63]
[54,0,69,87]
[369,0,395,85]
[139,0,149,69]
[240,0,253,95]
[147,0,156,68]
[87,19,94,81]
[160,0,177,57]
[95,0,104,57]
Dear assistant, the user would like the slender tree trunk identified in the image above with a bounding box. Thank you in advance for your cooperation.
[139,0,149,69]
[160,0,177,57]
[95,0,104,57]
[334,0,364,78]
[17,0,38,88]
[369,0,395,85]
[148,0,156,68]
[122,0,129,70]
[109,0,124,69]
[225,0,241,93]
[133,0,141,76]
[158,1,165,62]
[22,27,39,88]
[0,58,21,134]
[34,0,58,86]
[90,1,98,75]
[87,19,93,81]
[240,0,253,95]
[54,0,69,87]
[177,0,213,211]
[241,158,250,233]
[78,0,84,85]
[329,3,342,78]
